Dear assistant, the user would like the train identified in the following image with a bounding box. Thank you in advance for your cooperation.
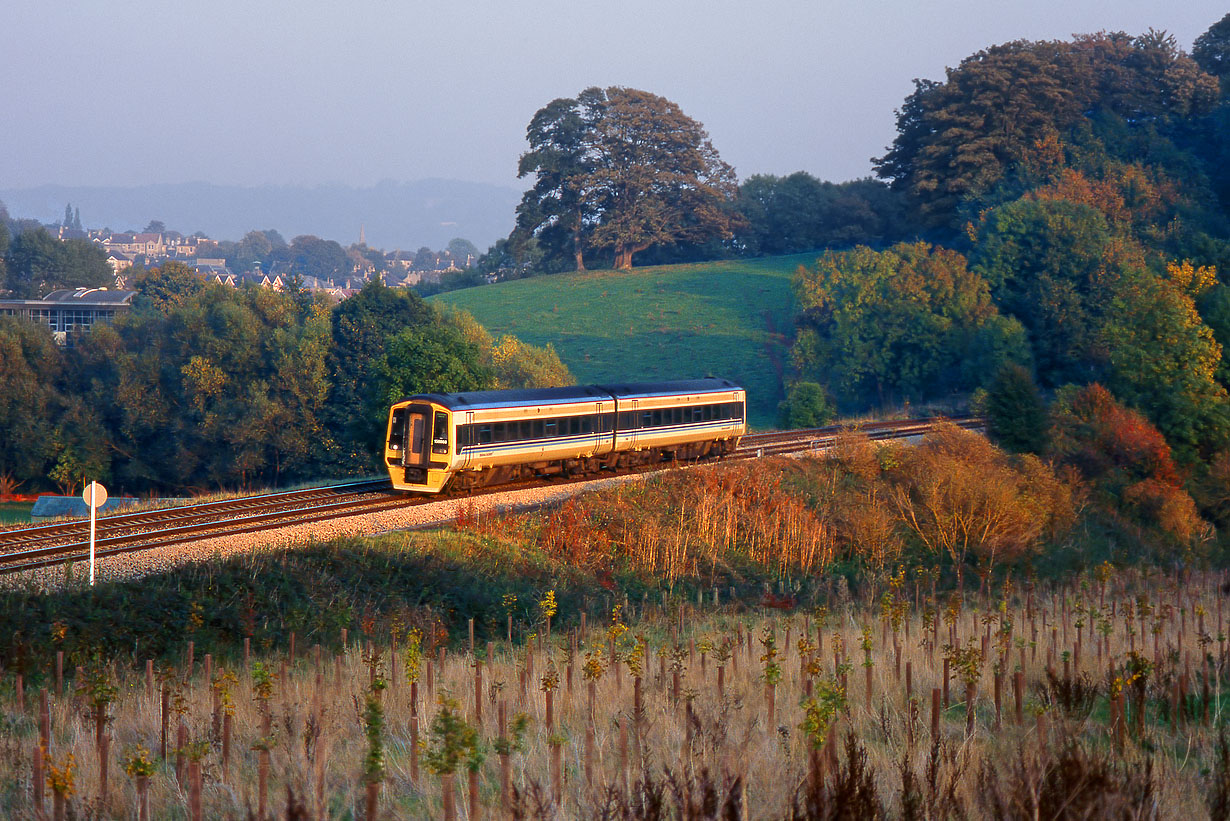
[384,378,746,493]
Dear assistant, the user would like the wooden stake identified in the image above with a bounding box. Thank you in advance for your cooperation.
[931,687,941,741]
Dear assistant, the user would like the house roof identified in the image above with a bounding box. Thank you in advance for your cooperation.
[0,288,137,308]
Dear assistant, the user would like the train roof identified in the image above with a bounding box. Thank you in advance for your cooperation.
[597,378,741,399]
[406,378,742,411]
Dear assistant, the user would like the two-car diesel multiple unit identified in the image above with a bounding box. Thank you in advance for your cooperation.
[384,378,746,493]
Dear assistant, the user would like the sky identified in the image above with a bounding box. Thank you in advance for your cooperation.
[2,1,1226,192]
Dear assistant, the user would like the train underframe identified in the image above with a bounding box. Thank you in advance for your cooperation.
[447,437,738,493]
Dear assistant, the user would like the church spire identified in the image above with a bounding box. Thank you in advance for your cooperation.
[359,224,366,246]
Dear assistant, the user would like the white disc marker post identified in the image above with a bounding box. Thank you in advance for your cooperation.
[82,481,107,586]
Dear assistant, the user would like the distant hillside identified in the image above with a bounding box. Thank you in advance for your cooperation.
[433,255,814,429]
[0,179,520,249]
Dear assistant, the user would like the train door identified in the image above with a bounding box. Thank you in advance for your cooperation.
[460,411,475,468]
[629,398,639,448]
[597,401,608,453]
[404,406,430,469]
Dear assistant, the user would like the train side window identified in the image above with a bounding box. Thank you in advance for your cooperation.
[432,411,449,454]
[544,419,558,437]
[477,425,492,444]
[581,416,593,434]
[730,402,743,420]
[533,420,544,438]
[653,409,663,427]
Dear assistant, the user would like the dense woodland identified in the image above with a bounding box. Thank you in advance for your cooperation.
[0,270,570,496]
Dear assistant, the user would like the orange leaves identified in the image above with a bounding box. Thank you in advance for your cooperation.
[1051,383,1181,487]
[526,465,835,582]
[1166,260,1218,299]
[1122,478,1206,544]
[1050,383,1211,543]
[888,423,1069,581]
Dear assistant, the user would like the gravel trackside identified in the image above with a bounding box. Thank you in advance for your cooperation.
[4,471,654,592]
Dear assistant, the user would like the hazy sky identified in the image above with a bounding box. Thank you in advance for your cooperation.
[3,1,1226,191]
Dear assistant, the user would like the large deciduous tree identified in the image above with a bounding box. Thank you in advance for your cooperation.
[325,279,437,464]
[790,242,1029,406]
[3,228,112,298]
[513,94,597,272]
[514,87,738,270]
[0,317,62,494]
[874,33,1219,230]
[1193,13,1230,81]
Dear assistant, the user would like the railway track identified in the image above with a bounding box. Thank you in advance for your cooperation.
[0,415,982,575]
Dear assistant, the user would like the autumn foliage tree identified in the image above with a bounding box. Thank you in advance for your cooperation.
[890,422,1074,590]
[1049,384,1206,543]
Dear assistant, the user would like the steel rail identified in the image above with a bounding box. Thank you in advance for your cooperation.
[0,479,389,546]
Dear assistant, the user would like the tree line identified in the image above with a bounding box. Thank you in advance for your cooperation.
[0,265,570,496]
[487,87,916,276]
[780,20,1230,463]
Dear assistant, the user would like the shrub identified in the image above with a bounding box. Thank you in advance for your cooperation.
[891,422,1074,588]
[778,382,836,429]
[985,363,1047,453]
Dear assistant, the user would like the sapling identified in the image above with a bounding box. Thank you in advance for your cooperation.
[123,745,157,821]
[493,709,529,814]
[251,661,278,819]
[860,626,874,708]
[181,740,209,821]
[712,637,733,699]
[581,648,605,786]
[799,675,846,786]
[425,694,483,821]
[944,640,983,736]
[760,626,782,728]
[76,657,118,751]
[45,749,74,821]
[540,589,558,639]
[503,593,518,644]
[361,678,386,821]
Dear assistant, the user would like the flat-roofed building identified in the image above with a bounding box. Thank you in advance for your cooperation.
[0,288,137,344]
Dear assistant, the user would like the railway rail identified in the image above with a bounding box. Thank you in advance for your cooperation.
[0,415,982,575]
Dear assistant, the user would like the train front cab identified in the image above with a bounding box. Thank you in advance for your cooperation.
[385,400,454,493]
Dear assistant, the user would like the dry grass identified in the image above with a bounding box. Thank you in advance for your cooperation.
[3,566,1230,819]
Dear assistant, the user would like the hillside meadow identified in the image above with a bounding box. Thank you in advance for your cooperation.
[432,255,815,429]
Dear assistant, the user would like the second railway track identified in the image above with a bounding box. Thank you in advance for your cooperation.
[0,415,982,575]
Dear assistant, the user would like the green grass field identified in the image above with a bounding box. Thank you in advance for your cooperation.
[0,503,32,525]
[432,254,814,429]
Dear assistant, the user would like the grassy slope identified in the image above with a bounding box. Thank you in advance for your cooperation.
[432,254,815,429]
[0,503,32,525]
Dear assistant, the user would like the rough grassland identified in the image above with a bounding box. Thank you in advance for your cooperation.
[432,255,814,429]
